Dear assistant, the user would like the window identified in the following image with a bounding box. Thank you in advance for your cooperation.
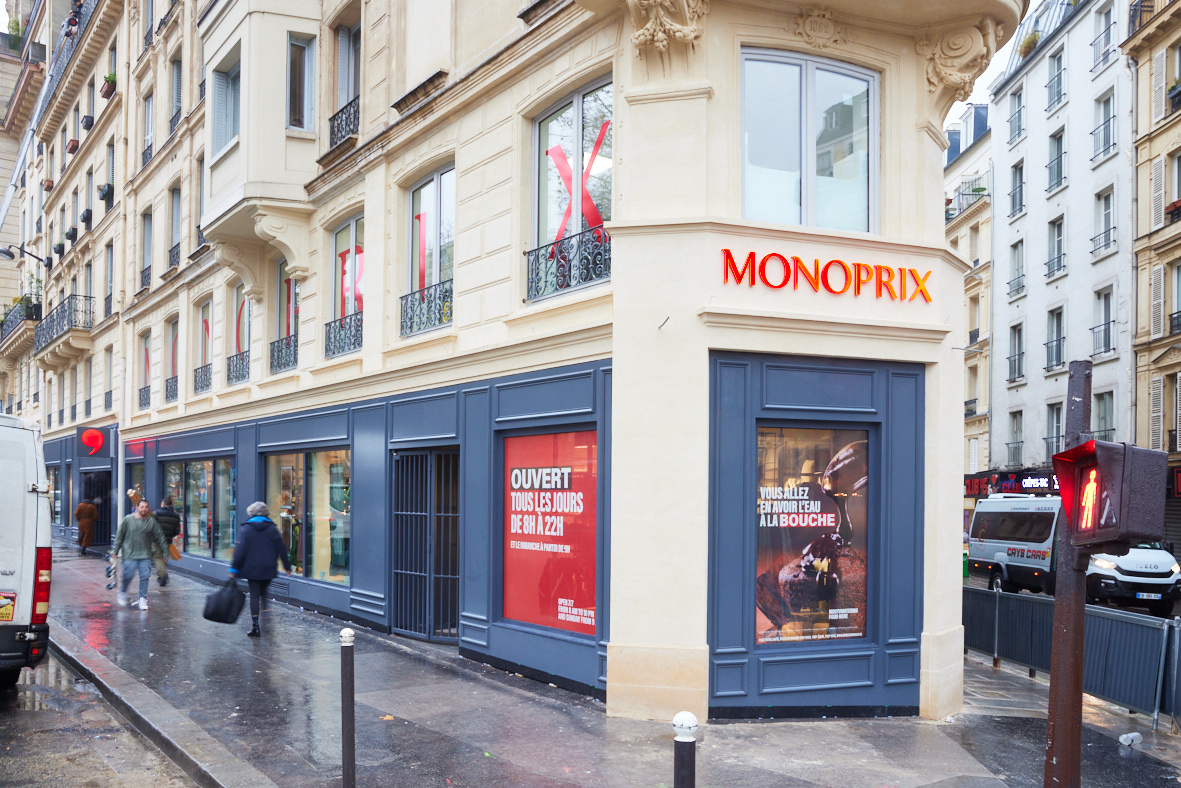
[167,318,179,379]
[1009,240,1024,295]
[108,43,116,76]
[170,187,181,252]
[1047,217,1064,276]
[333,215,364,318]
[87,79,94,118]
[171,58,182,122]
[1046,403,1063,456]
[1009,162,1024,216]
[1094,93,1115,159]
[141,212,152,275]
[198,301,212,365]
[265,449,351,583]
[277,259,299,338]
[84,359,92,406]
[288,35,314,130]
[144,0,154,39]
[105,243,114,300]
[409,167,455,294]
[1009,89,1024,141]
[143,93,153,150]
[1046,307,1064,370]
[1094,287,1114,354]
[85,169,93,214]
[232,282,250,355]
[1094,189,1115,254]
[1047,131,1064,190]
[1094,5,1115,69]
[742,51,873,231]
[1094,391,1114,439]
[84,263,92,299]
[140,333,150,389]
[1008,411,1023,466]
[212,61,241,155]
[164,459,236,559]
[336,24,361,109]
[104,349,112,399]
[72,105,79,141]
[1009,324,1024,381]
[1047,50,1065,110]
[71,190,78,230]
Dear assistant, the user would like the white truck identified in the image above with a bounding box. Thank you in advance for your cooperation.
[967,493,1181,617]
[0,415,52,685]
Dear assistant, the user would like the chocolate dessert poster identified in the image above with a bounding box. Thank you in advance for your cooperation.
[755,427,868,643]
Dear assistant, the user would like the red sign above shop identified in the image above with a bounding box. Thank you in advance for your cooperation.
[723,250,933,303]
[503,431,598,636]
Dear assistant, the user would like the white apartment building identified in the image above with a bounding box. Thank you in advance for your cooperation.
[988,0,1131,479]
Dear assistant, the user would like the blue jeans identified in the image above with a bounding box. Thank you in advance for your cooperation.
[121,558,152,599]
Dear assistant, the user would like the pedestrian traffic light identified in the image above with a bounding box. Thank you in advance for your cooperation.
[1051,439,1167,547]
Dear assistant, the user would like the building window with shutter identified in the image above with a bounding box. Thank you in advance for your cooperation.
[288,35,315,131]
[1151,377,1165,450]
[968,439,979,474]
[1153,264,1166,338]
[212,60,241,157]
[336,25,361,111]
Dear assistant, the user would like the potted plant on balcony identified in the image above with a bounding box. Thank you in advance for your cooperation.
[1017,31,1040,59]
[52,242,63,256]
[97,183,113,201]
[65,138,78,154]
[81,115,93,130]
[1168,198,1181,223]
[41,178,52,192]
[64,226,77,242]
[80,208,92,228]
[100,72,116,99]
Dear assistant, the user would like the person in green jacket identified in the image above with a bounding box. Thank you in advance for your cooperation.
[113,499,168,611]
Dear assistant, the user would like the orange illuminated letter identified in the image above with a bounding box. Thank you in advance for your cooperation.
[908,268,933,302]
[759,253,791,289]
[853,263,874,295]
[821,260,852,295]
[875,266,897,300]
[794,257,820,292]
[723,249,756,286]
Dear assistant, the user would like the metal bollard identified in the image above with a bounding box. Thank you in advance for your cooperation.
[341,628,355,788]
[672,711,698,788]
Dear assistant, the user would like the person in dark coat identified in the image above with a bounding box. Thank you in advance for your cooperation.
[152,496,182,586]
[74,499,98,556]
[229,502,292,637]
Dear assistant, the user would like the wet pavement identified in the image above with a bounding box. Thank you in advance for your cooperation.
[40,547,1181,787]
[0,653,194,787]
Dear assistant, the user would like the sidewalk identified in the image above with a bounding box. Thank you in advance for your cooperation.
[45,547,1181,787]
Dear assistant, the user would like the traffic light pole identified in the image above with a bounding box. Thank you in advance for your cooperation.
[1044,359,1091,788]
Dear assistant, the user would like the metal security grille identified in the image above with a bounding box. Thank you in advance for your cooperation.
[391,449,460,641]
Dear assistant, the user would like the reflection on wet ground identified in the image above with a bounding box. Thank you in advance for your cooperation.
[0,654,194,787]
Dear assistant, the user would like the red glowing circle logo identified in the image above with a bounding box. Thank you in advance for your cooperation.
[80,428,104,456]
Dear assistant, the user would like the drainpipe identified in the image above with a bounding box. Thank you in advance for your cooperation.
[1128,55,1139,446]
[987,156,997,472]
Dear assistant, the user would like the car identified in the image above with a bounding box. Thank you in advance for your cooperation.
[0,415,52,685]
[967,493,1181,617]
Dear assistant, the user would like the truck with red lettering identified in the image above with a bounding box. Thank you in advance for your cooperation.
[967,494,1181,617]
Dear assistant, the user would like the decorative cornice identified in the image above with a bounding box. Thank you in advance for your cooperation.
[793,7,849,50]
[916,17,1002,121]
[627,0,708,59]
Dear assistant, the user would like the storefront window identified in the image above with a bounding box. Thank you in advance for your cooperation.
[743,51,874,232]
[46,466,60,523]
[215,459,236,561]
[265,450,350,584]
[128,463,145,513]
[164,458,235,559]
[502,431,597,635]
[755,427,868,644]
[185,461,213,558]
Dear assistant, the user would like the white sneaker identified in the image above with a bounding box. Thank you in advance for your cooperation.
[137,597,149,611]
[117,592,128,607]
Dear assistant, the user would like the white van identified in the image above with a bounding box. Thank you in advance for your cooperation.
[0,416,51,685]
[968,493,1181,617]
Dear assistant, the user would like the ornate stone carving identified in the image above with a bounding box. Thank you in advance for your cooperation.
[213,243,264,303]
[916,18,1002,114]
[627,0,709,59]
[253,209,311,282]
[793,7,848,50]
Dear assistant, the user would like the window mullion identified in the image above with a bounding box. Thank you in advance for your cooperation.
[574,88,583,237]
[803,62,817,228]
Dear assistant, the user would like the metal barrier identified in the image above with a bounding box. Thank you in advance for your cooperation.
[963,587,1173,727]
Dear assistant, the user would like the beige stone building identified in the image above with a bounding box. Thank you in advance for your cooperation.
[0,0,1025,721]
[944,103,992,523]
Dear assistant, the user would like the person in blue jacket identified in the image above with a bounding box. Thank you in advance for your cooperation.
[229,502,292,637]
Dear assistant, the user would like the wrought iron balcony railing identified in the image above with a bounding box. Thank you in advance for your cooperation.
[1007,441,1023,467]
[1091,226,1116,256]
[104,390,111,410]
[169,108,180,136]
[1171,429,1178,453]
[227,350,249,386]
[30,0,99,132]
[199,79,205,100]
[1044,434,1064,457]
[1008,274,1025,297]
[1007,352,1024,382]
[1008,106,1024,143]
[142,143,152,167]
[84,398,90,418]
[525,225,611,301]
[140,266,151,291]
[1131,1,1155,35]
[269,334,297,374]
[945,173,989,223]
[325,311,363,358]
[1044,336,1065,370]
[104,293,112,318]
[400,279,453,336]
[1045,254,1065,278]
[34,295,93,353]
[70,404,75,422]
[1092,23,1116,70]
[968,327,980,344]
[1046,153,1065,191]
[1171,310,1181,335]
[194,363,212,394]
[144,28,153,50]
[196,225,207,248]
[329,96,359,148]
[165,375,177,402]
[965,398,977,417]
[1093,428,1115,442]
[1046,71,1065,111]
[1091,320,1116,355]
[57,408,63,424]
[1008,183,1024,217]
[168,243,180,269]
[1092,116,1116,160]
[138,385,149,410]
[0,297,39,342]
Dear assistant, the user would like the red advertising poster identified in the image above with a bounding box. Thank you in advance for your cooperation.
[755,427,869,643]
[503,431,597,635]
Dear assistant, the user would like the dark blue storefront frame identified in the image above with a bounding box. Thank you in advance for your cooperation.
[708,352,924,716]
[122,360,612,695]
[46,426,119,548]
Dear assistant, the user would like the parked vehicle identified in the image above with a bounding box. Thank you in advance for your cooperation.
[0,415,51,685]
[967,493,1181,617]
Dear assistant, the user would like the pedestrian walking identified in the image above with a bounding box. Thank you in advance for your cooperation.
[152,496,182,586]
[112,499,168,611]
[74,498,98,556]
[229,502,291,637]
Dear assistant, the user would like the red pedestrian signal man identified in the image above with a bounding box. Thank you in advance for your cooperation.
[1080,468,1098,531]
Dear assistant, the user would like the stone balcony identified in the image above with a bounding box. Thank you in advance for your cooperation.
[0,298,41,361]
[33,295,94,372]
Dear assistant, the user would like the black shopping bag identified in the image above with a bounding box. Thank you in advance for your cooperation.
[203,578,246,624]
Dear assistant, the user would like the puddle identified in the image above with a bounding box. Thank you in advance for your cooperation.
[1,657,103,713]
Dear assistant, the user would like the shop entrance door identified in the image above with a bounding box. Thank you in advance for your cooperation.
[81,472,112,545]
[391,449,460,641]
